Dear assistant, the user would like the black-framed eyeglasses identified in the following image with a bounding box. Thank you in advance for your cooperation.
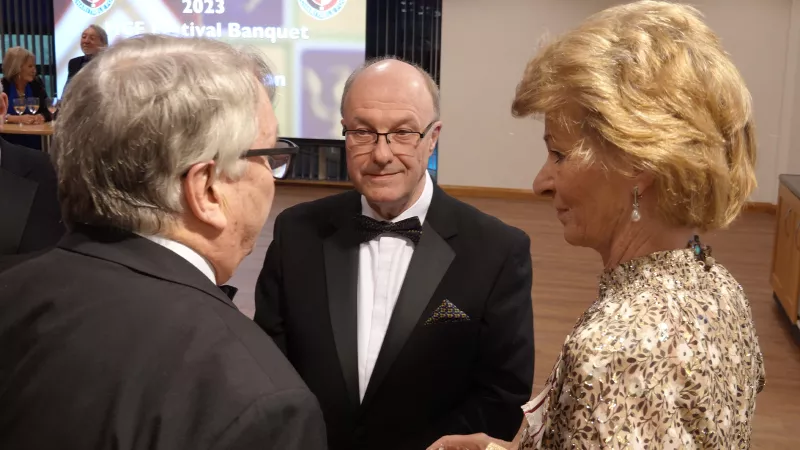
[243,138,298,179]
[342,120,436,149]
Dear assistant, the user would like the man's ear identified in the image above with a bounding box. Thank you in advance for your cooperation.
[428,121,442,156]
[182,161,227,231]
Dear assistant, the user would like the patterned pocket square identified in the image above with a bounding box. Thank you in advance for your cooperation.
[424,299,470,325]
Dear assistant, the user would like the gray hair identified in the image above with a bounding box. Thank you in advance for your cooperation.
[340,56,440,119]
[54,34,276,234]
[2,47,35,83]
[85,24,109,46]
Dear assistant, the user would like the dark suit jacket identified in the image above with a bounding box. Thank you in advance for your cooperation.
[66,55,90,87]
[1,76,53,122]
[0,226,328,449]
[254,185,534,450]
[0,137,64,255]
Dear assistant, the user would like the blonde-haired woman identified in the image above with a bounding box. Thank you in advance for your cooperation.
[1,46,51,126]
[429,1,765,449]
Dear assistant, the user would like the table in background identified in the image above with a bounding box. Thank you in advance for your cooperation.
[771,174,800,344]
[0,123,54,152]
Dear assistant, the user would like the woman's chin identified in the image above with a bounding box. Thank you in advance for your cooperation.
[561,227,583,247]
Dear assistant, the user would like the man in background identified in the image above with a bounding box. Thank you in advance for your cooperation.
[0,34,326,449]
[65,24,108,86]
[255,57,534,449]
[0,82,64,257]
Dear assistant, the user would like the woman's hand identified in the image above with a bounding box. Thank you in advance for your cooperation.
[31,114,45,124]
[427,433,512,450]
[6,114,37,125]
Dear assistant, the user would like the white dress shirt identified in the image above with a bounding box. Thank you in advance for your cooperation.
[357,171,434,401]
[138,234,217,284]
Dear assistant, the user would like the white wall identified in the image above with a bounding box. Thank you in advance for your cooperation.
[438,0,800,204]
[784,0,800,176]
[695,0,793,202]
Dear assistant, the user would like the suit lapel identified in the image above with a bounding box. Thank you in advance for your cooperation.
[323,193,362,408]
[361,189,457,408]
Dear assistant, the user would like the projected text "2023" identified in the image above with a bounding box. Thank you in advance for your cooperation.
[181,0,225,14]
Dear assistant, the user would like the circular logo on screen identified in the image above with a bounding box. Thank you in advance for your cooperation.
[73,0,114,17]
[298,0,347,20]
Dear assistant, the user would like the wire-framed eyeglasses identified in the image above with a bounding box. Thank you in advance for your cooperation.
[242,138,299,179]
[342,121,436,150]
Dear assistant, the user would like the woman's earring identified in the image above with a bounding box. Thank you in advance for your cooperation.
[631,186,641,222]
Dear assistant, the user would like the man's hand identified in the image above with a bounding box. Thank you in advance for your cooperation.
[427,433,511,450]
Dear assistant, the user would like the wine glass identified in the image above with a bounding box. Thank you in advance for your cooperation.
[47,96,59,116]
[26,97,39,115]
[12,98,26,126]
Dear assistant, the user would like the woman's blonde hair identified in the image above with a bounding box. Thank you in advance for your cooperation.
[512,0,757,231]
[2,47,35,83]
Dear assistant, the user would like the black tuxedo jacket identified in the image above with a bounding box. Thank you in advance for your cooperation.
[0,226,327,449]
[66,55,89,87]
[254,185,534,449]
[0,137,64,255]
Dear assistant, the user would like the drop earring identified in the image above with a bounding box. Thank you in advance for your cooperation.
[631,186,641,222]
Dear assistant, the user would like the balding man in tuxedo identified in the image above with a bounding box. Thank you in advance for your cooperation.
[254,57,535,450]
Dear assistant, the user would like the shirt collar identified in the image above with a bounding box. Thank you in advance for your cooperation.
[360,170,433,224]
[137,233,217,284]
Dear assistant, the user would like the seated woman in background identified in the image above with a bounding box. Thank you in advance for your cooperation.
[429,1,765,449]
[1,46,52,126]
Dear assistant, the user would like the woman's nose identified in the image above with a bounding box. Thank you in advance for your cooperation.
[532,164,555,197]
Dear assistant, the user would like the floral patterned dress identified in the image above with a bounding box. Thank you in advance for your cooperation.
[519,246,765,449]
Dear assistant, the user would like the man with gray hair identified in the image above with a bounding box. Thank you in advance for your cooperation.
[66,24,109,86]
[0,34,326,449]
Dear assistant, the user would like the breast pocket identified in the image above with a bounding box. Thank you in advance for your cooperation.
[413,317,481,366]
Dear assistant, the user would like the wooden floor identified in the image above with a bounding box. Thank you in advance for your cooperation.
[230,185,800,449]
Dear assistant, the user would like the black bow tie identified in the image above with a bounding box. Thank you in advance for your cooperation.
[218,284,238,300]
[353,215,423,245]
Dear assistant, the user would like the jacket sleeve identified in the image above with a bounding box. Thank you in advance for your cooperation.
[209,388,328,450]
[33,77,52,122]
